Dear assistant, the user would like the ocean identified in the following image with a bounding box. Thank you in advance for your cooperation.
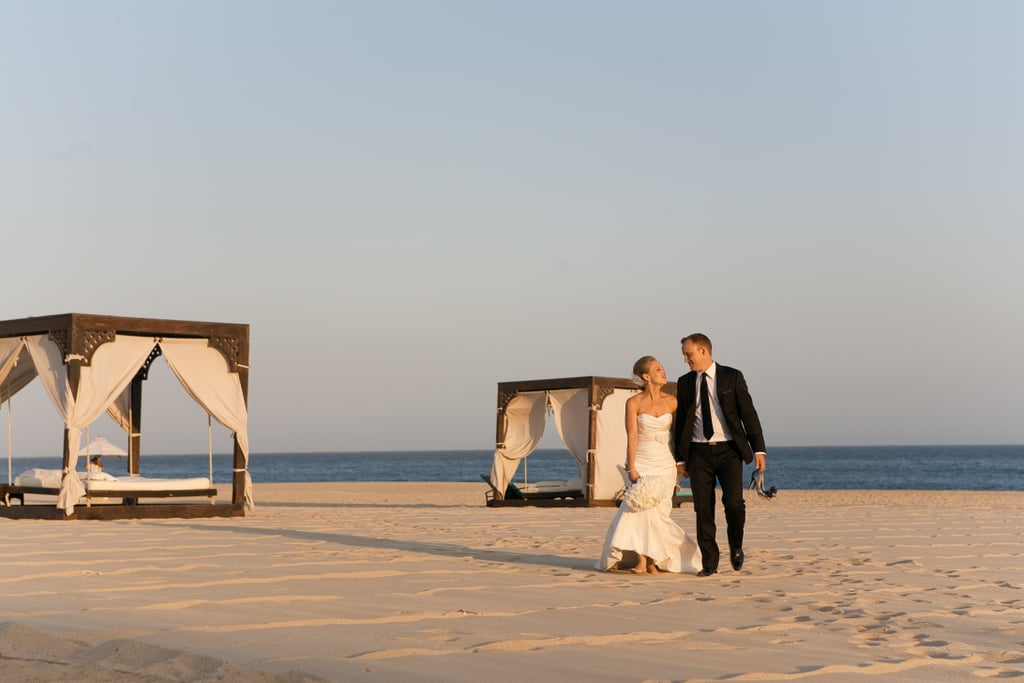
[6,445,1023,491]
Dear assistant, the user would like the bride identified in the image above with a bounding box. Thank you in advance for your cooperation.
[596,356,702,575]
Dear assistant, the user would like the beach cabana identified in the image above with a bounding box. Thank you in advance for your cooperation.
[0,313,251,520]
[486,376,678,507]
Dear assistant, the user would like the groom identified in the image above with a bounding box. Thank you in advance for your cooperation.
[673,333,766,577]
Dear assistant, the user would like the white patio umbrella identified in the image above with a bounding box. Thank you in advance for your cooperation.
[78,436,128,457]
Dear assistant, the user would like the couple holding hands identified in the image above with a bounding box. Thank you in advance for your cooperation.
[597,333,768,577]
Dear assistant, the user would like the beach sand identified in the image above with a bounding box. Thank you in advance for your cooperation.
[1,483,1021,682]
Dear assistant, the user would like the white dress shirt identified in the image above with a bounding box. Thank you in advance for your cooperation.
[692,362,733,443]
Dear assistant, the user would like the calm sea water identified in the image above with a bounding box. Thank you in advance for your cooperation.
[7,445,1023,491]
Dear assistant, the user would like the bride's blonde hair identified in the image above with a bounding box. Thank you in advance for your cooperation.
[631,356,657,386]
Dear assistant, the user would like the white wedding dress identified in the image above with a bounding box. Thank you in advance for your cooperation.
[596,413,702,573]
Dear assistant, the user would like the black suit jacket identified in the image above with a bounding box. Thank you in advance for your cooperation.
[673,364,766,466]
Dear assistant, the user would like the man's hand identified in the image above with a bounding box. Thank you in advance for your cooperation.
[754,452,766,472]
[676,462,688,479]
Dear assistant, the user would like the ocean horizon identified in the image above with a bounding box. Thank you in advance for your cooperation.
[5,444,1023,492]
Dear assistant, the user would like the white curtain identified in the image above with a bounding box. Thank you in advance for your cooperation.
[24,335,68,417]
[23,335,82,512]
[488,391,547,498]
[592,388,636,500]
[0,339,37,404]
[26,334,158,514]
[546,389,589,487]
[0,352,40,405]
[160,338,252,509]
[105,385,132,433]
[1,338,28,485]
[76,336,159,426]
[0,338,25,387]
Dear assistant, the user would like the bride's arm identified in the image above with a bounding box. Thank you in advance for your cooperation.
[625,396,640,482]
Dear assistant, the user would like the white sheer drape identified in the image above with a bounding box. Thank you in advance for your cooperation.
[546,389,589,485]
[65,335,157,512]
[0,351,39,406]
[592,388,635,500]
[23,335,83,512]
[77,337,159,425]
[0,340,40,406]
[1,338,28,486]
[488,391,547,498]
[26,335,158,514]
[160,338,252,509]
[105,385,132,433]
[24,335,68,417]
[0,339,25,388]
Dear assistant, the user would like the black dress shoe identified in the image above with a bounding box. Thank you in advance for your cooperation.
[730,548,744,571]
[696,569,717,577]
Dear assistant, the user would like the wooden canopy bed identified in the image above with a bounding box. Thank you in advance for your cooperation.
[0,313,250,520]
[485,376,690,508]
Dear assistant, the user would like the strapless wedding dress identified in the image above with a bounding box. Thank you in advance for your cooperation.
[596,413,702,573]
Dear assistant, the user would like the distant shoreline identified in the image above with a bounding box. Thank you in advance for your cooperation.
[7,442,1024,459]
[6,445,1024,491]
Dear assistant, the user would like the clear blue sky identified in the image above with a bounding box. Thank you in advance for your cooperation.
[3,1,1021,456]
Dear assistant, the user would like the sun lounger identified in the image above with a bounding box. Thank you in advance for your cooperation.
[2,469,217,507]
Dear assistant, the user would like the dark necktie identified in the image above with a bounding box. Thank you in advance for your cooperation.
[700,373,714,440]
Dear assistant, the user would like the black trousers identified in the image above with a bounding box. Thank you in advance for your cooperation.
[688,441,745,572]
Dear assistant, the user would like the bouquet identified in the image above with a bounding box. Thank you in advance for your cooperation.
[622,475,668,511]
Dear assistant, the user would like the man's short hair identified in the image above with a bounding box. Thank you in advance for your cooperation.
[681,333,712,353]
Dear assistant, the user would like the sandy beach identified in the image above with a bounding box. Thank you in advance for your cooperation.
[1,483,1022,682]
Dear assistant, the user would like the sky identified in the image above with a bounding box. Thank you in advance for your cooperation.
[2,1,1022,456]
